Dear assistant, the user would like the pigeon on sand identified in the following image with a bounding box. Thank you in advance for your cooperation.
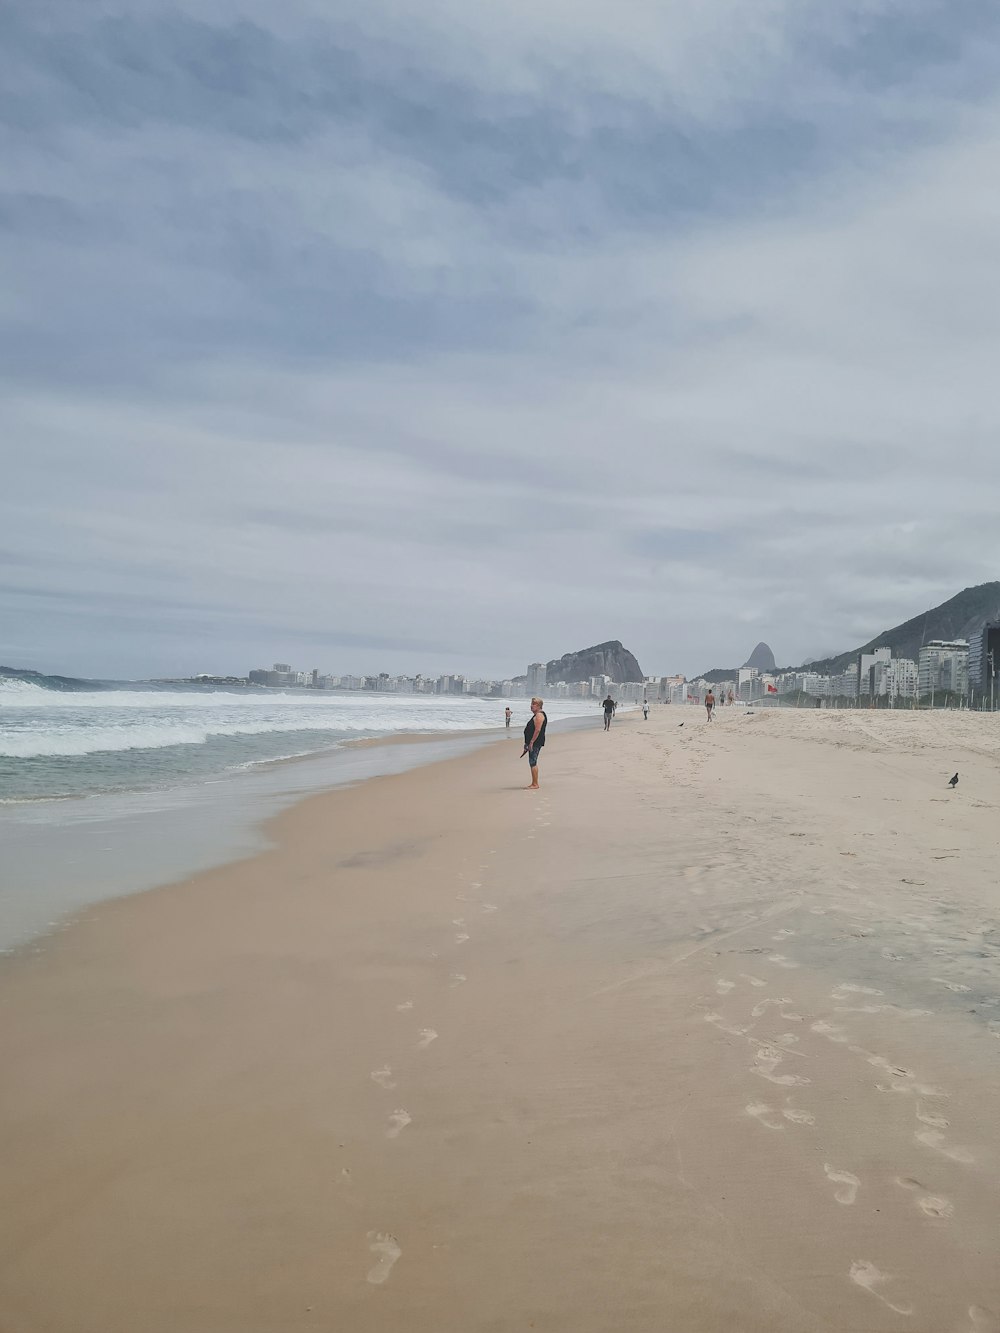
[948,772,959,788]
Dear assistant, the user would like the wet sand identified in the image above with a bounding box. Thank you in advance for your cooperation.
[2,707,999,1332]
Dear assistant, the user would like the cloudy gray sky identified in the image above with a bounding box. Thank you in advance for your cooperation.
[3,0,999,681]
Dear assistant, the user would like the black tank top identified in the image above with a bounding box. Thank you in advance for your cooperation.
[524,711,547,747]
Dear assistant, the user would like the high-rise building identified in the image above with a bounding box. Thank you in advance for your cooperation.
[856,647,891,696]
[969,622,1000,692]
[737,667,758,700]
[871,657,918,700]
[526,662,547,695]
[918,640,969,698]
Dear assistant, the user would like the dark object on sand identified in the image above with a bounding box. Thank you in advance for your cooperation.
[678,722,684,727]
[948,772,959,788]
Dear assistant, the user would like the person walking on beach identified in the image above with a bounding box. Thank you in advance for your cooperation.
[505,706,512,729]
[602,695,616,731]
[705,689,716,721]
[642,700,649,721]
[521,697,547,789]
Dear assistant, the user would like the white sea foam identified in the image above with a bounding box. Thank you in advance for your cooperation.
[0,682,600,760]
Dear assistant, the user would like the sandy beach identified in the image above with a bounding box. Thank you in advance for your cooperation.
[2,706,1000,1332]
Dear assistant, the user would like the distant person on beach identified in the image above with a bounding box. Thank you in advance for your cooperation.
[602,695,616,730]
[642,701,649,720]
[505,706,512,729]
[521,697,547,789]
[705,689,716,721]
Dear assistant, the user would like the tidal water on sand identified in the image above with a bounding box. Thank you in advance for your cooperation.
[1,675,600,950]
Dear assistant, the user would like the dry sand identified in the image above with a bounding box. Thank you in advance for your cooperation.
[2,706,1000,1332]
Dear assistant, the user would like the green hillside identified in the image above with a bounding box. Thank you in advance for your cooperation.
[801,582,1000,675]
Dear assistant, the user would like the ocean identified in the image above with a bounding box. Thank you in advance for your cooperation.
[0,674,602,949]
[0,675,599,802]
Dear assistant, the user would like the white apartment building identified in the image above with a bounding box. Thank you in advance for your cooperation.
[737,667,758,700]
[857,647,891,696]
[918,640,969,697]
[871,657,918,700]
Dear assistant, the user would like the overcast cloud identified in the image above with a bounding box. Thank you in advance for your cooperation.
[2,0,1000,680]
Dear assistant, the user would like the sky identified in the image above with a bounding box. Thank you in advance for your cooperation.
[2,0,1000,682]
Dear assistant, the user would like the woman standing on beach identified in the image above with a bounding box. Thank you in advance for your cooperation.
[521,697,547,789]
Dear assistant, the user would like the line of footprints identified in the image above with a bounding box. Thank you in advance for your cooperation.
[365,795,553,1286]
[706,960,998,1327]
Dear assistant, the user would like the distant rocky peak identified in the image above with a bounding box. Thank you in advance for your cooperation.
[545,640,644,684]
[742,642,776,672]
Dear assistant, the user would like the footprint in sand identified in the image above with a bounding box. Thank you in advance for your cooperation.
[849,1260,912,1316]
[370,1066,396,1089]
[752,996,794,1018]
[824,1164,860,1204]
[782,1106,816,1125]
[933,978,972,993]
[705,1012,748,1036]
[752,1046,810,1087]
[768,954,800,969]
[915,1103,949,1129]
[417,1028,438,1049]
[746,1102,784,1130]
[396,1000,414,1012]
[773,929,796,940]
[832,983,883,999]
[917,1195,954,1218]
[452,918,465,926]
[449,973,467,987]
[811,1021,850,1044]
[481,903,498,914]
[454,933,470,944]
[740,974,767,987]
[715,979,736,994]
[879,1081,948,1098]
[915,1128,973,1163]
[366,1232,401,1285]
[852,1048,913,1078]
[386,1109,412,1139]
[881,948,905,962]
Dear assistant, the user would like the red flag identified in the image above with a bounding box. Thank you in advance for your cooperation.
[767,683,777,693]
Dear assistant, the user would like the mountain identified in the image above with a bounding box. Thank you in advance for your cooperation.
[695,582,1000,681]
[801,582,1000,675]
[742,642,776,672]
[545,640,644,684]
[697,640,777,682]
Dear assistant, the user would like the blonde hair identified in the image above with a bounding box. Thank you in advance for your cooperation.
[531,696,544,707]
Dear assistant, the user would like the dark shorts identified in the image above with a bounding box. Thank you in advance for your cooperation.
[527,744,542,766]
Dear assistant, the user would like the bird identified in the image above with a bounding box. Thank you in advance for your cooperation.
[948,772,959,788]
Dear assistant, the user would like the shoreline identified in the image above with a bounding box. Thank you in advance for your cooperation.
[0,728,511,955]
[0,713,603,955]
[3,707,999,1330]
